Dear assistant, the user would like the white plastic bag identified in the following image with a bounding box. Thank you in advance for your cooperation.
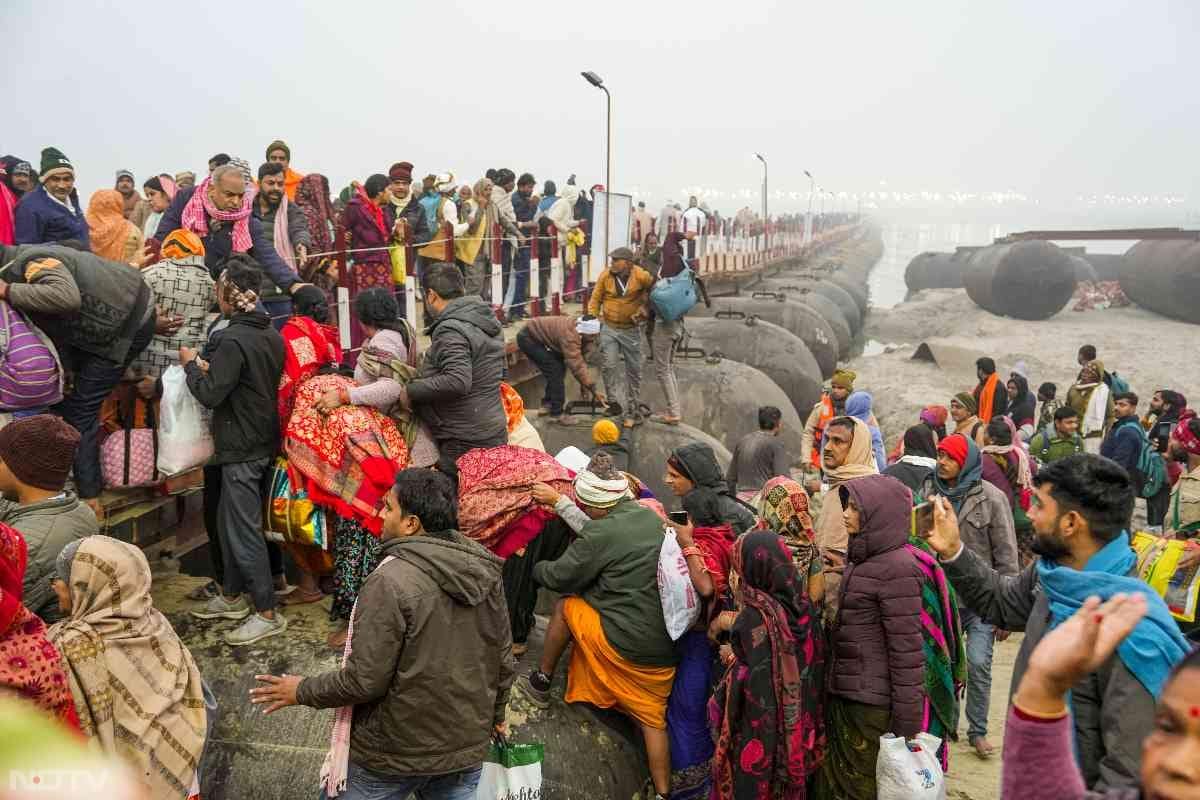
[476,740,543,799]
[657,527,700,640]
[876,732,946,800]
[156,365,214,476]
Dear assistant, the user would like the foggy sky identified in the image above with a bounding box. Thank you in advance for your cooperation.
[6,0,1195,215]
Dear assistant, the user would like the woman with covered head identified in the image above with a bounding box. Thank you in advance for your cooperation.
[844,390,886,471]
[757,476,825,603]
[1067,359,1115,454]
[664,442,756,534]
[453,177,494,296]
[1007,372,1038,441]
[814,474,955,800]
[48,535,207,799]
[884,423,939,493]
[708,530,826,800]
[86,188,144,263]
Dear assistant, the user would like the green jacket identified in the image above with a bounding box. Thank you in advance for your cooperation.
[534,499,676,667]
[1029,425,1085,465]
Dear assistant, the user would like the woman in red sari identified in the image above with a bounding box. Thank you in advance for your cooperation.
[0,523,80,731]
[280,287,408,647]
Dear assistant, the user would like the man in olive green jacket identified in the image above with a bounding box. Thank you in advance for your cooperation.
[251,469,513,798]
[520,466,676,800]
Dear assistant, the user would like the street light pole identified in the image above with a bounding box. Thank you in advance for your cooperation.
[803,169,814,244]
[582,71,611,277]
[755,153,768,248]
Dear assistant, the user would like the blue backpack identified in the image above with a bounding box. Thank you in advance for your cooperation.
[651,256,698,322]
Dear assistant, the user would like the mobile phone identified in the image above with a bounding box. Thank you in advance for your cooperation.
[667,510,689,525]
[912,501,935,539]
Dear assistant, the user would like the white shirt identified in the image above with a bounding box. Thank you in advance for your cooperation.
[681,206,707,234]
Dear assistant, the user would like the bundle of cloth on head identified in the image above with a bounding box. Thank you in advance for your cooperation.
[217,267,259,312]
[1173,415,1200,457]
[573,462,632,509]
[160,228,205,260]
[457,445,575,557]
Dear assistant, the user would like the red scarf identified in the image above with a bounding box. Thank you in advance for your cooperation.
[354,184,387,238]
[693,523,736,601]
[0,523,81,731]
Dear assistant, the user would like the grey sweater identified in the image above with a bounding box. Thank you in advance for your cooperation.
[0,494,97,622]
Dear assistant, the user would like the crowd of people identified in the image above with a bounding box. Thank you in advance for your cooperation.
[0,143,1197,800]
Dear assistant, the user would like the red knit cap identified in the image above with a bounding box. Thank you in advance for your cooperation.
[937,434,969,468]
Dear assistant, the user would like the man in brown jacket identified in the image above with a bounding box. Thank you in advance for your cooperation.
[517,314,605,422]
[251,469,513,799]
[587,247,654,428]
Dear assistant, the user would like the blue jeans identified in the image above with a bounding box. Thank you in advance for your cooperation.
[320,763,482,800]
[504,244,530,316]
[961,610,995,740]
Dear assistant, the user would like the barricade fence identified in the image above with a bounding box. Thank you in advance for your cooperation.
[283,214,860,356]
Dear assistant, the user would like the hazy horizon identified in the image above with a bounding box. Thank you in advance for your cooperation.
[7,0,1195,219]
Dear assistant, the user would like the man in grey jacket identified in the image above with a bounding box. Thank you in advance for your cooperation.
[252,161,312,322]
[398,262,507,478]
[923,453,1155,791]
[251,469,513,799]
[0,415,96,622]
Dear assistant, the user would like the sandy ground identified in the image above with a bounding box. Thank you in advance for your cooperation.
[943,634,1017,799]
[848,288,1200,449]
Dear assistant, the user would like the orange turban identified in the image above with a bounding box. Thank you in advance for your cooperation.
[160,229,206,260]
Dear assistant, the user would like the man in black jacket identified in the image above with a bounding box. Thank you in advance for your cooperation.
[185,254,287,646]
[400,262,507,478]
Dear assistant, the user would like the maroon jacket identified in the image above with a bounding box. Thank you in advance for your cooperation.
[828,474,925,737]
[343,196,390,267]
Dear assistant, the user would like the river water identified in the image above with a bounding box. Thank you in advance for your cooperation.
[868,221,1133,310]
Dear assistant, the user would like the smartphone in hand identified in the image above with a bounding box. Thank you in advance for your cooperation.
[912,501,935,539]
[667,510,689,526]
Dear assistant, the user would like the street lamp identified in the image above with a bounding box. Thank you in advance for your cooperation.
[582,71,611,274]
[754,153,768,246]
[803,169,815,243]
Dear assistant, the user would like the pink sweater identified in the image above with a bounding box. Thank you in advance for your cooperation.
[1001,706,1141,799]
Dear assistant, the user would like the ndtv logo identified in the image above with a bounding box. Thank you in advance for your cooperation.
[8,769,117,791]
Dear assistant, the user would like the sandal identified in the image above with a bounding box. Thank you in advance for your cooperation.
[281,589,325,606]
[648,413,681,426]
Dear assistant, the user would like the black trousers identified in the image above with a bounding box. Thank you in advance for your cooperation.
[501,518,572,644]
[516,328,566,415]
[203,463,283,589]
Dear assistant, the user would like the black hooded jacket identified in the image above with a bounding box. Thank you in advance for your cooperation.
[408,295,507,453]
[670,442,756,533]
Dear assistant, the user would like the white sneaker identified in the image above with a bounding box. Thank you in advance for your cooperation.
[191,594,251,621]
[224,613,288,646]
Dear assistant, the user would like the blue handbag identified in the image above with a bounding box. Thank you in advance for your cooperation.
[650,256,698,321]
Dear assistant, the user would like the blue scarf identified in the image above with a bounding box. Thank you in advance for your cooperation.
[931,436,983,513]
[1036,532,1192,699]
